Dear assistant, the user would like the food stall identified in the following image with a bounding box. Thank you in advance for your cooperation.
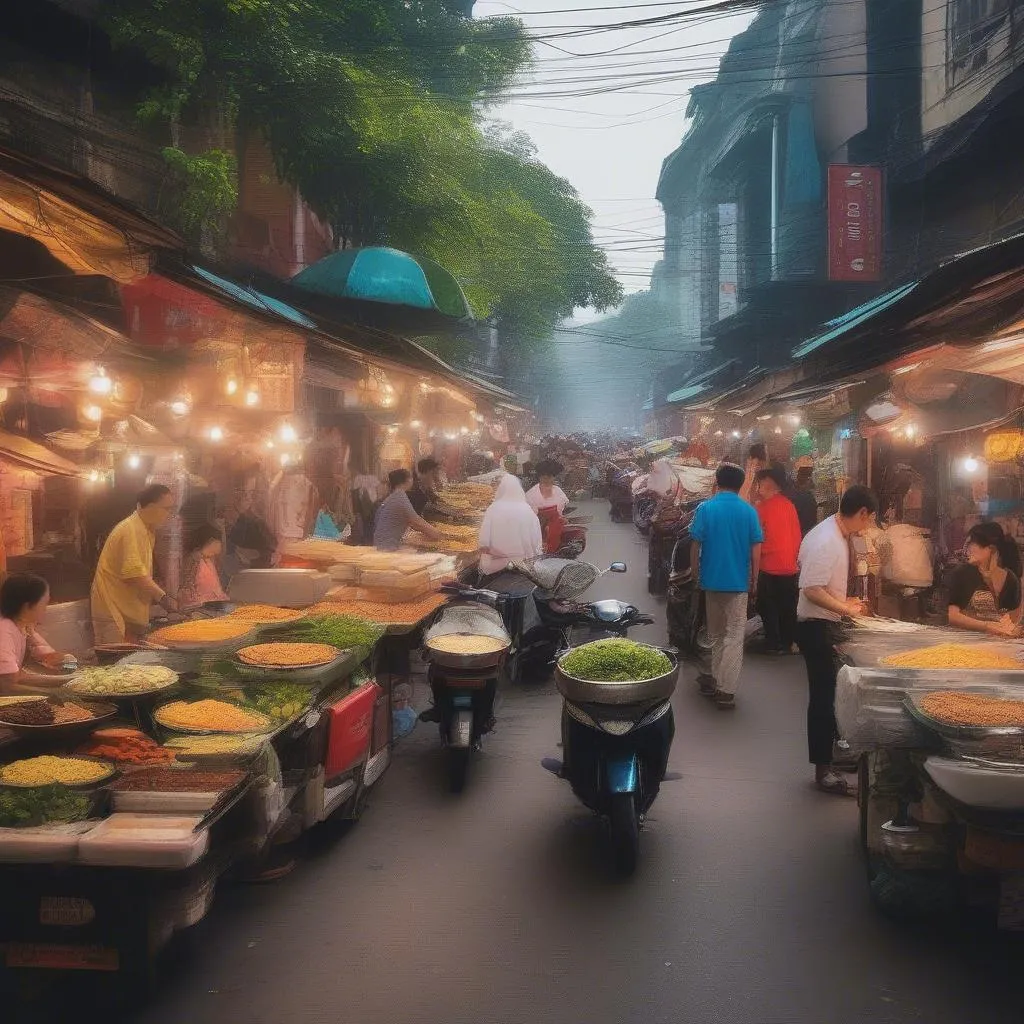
[0,541,464,991]
[836,622,1024,927]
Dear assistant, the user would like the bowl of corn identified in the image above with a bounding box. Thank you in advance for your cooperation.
[425,631,510,669]
[0,754,116,788]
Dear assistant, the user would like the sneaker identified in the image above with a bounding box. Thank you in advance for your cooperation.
[711,690,736,710]
[418,706,441,723]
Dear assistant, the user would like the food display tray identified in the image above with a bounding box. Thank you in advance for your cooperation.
[152,703,274,736]
[905,692,1024,760]
[555,648,679,706]
[112,777,248,815]
[231,648,360,685]
[0,700,118,738]
[65,673,179,702]
[146,625,259,652]
[76,813,210,869]
[0,755,117,789]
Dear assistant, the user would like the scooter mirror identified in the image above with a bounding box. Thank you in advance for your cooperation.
[609,562,627,573]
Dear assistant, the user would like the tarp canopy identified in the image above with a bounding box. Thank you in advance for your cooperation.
[0,427,80,477]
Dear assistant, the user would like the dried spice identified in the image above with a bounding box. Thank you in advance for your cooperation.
[112,768,244,793]
[156,699,271,733]
[0,701,55,726]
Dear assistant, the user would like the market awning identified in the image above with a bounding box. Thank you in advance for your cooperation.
[665,360,740,406]
[0,428,80,477]
[0,286,132,359]
[191,266,316,329]
[0,147,181,283]
[792,283,919,359]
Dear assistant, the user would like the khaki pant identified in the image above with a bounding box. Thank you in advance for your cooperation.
[704,591,748,696]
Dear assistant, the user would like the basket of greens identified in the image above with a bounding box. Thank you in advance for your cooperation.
[555,639,678,705]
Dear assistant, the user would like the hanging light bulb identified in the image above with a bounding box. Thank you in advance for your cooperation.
[245,388,260,407]
[127,453,141,469]
[226,377,239,397]
[964,455,979,473]
[410,420,422,429]
[87,469,100,483]
[89,366,113,396]
[280,452,292,467]
[731,430,741,439]
[266,439,275,450]
[170,397,190,416]
[209,426,224,442]
[82,404,103,423]
[280,422,298,443]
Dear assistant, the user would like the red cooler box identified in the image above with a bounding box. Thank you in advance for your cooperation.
[325,683,380,781]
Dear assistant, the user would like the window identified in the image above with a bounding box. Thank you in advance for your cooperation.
[948,0,1012,86]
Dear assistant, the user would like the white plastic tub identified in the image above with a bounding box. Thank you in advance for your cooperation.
[924,756,1024,810]
[77,813,209,869]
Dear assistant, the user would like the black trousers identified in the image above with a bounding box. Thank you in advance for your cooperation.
[757,572,798,651]
[795,618,841,766]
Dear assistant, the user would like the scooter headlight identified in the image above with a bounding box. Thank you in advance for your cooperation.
[598,719,635,736]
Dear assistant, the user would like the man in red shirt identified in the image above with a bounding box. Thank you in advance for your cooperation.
[754,467,803,654]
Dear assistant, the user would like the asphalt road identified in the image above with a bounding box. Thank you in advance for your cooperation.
[131,505,1023,1024]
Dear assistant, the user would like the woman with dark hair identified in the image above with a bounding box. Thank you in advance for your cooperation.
[0,574,73,694]
[947,522,1024,636]
[178,523,229,610]
[525,458,569,514]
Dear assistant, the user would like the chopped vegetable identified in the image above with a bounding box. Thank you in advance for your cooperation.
[881,644,1023,670]
[282,614,386,648]
[0,756,113,787]
[0,786,92,828]
[559,639,672,682]
[68,664,178,696]
[156,699,272,733]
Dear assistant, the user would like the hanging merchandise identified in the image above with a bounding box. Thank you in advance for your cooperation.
[791,428,814,459]
[312,510,342,540]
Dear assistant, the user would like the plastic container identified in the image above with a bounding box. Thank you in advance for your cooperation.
[77,813,209,869]
[324,683,379,780]
[925,756,1024,810]
[0,822,96,864]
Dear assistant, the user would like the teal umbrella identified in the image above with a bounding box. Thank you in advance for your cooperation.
[291,247,472,320]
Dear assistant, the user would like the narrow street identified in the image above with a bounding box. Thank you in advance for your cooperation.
[136,505,1024,1024]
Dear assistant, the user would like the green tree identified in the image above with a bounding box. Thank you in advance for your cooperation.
[100,0,618,371]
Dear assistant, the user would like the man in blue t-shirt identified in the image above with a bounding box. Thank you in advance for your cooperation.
[690,462,763,709]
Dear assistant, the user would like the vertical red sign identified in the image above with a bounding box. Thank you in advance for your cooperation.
[827,165,883,282]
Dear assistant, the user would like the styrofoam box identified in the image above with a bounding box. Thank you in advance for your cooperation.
[0,822,97,864]
[77,813,209,869]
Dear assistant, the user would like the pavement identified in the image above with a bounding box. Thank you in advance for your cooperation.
[128,504,1024,1024]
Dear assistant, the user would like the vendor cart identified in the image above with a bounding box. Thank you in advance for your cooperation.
[837,623,1024,928]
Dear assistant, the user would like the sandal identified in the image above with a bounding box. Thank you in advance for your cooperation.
[816,772,856,797]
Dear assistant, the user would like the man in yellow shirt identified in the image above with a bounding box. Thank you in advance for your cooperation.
[91,484,176,645]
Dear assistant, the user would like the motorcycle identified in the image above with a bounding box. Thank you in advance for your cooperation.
[544,644,678,876]
[421,599,512,793]
[537,505,589,559]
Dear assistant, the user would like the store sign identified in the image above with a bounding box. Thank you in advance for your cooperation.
[718,202,739,319]
[827,165,883,282]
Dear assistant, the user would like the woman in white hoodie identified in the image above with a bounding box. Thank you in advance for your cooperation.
[478,474,544,577]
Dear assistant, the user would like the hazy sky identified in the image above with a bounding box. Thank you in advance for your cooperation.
[475,0,754,302]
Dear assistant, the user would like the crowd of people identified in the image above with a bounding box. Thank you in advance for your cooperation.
[688,444,1023,797]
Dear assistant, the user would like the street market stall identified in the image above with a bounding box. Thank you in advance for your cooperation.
[836,621,1024,927]
[0,554,460,992]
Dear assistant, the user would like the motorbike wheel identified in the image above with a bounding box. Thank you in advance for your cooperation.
[448,746,471,794]
[609,792,639,877]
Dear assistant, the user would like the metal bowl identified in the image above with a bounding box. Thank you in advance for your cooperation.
[555,647,679,706]
[425,633,510,671]
[0,700,118,738]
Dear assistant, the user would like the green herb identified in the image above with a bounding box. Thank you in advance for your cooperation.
[0,786,92,828]
[281,615,385,652]
[559,639,671,682]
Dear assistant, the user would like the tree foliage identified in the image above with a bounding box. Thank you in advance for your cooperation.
[101,0,619,347]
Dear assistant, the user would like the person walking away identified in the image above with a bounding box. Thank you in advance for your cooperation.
[478,474,544,577]
[754,468,802,654]
[947,521,1023,637]
[409,457,443,516]
[796,485,877,795]
[690,463,763,709]
[373,469,443,551]
[791,466,818,536]
[91,484,176,645]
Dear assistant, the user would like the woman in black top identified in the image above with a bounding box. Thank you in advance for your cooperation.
[947,522,1023,636]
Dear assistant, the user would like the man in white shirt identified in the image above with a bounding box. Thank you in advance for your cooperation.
[796,485,878,795]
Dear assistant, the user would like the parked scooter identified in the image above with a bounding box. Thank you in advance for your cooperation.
[421,600,512,793]
[544,645,678,876]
